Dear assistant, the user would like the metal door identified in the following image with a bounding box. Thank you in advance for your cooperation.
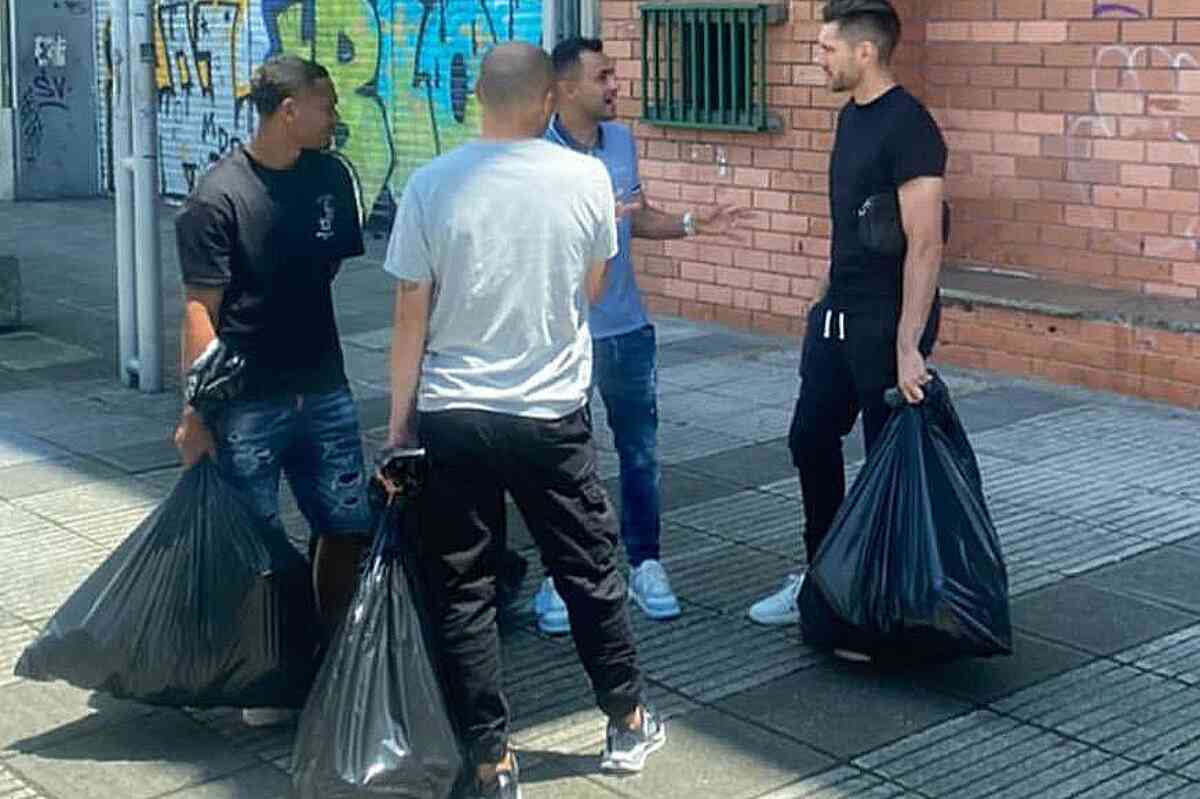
[12,0,98,198]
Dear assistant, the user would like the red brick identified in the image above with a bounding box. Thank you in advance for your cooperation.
[1122,164,1174,188]
[997,0,1045,18]
[1122,21,1176,43]
[1094,185,1145,208]
[995,44,1045,64]
[1117,210,1171,234]
[1067,21,1118,43]
[1045,0,1094,17]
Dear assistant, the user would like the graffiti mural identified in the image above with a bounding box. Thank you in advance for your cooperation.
[96,0,543,212]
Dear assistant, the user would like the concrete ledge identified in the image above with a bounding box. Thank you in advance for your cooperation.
[941,264,1200,336]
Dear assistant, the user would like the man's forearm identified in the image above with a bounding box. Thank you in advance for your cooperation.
[388,335,423,441]
[631,206,686,240]
[387,281,430,442]
[897,241,942,351]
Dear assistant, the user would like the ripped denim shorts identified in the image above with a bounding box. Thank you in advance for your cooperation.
[210,386,371,539]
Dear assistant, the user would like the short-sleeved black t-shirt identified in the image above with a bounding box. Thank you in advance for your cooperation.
[175,147,364,398]
[828,86,947,304]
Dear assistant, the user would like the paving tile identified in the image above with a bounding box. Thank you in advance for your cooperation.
[11,477,164,527]
[673,440,796,491]
[0,526,108,621]
[951,386,1086,435]
[157,764,291,799]
[0,680,155,761]
[0,456,126,501]
[714,668,970,759]
[5,710,256,799]
[0,760,45,799]
[755,766,921,798]
[905,629,1093,705]
[1114,624,1200,685]
[0,621,39,691]
[656,422,754,466]
[582,707,834,799]
[659,540,803,616]
[0,332,97,371]
[1011,580,1197,656]
[664,488,801,557]
[87,439,180,474]
[1081,548,1200,616]
[521,767,624,799]
[0,433,70,470]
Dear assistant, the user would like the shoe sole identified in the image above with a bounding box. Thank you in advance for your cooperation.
[747,609,799,626]
[600,726,667,773]
[833,648,873,664]
[629,590,681,621]
[536,614,570,636]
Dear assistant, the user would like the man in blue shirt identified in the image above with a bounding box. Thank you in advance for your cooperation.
[533,37,750,635]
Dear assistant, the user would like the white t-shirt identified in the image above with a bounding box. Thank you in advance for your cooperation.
[383,138,619,419]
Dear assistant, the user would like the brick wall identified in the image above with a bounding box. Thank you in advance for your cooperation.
[606,0,1200,333]
[929,0,1200,299]
[607,0,932,337]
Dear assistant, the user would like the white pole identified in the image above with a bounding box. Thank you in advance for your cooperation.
[129,0,162,393]
[112,0,136,387]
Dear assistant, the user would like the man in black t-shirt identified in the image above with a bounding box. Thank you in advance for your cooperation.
[173,55,371,719]
[748,0,948,630]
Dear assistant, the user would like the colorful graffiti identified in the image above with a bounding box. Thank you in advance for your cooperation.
[96,0,542,209]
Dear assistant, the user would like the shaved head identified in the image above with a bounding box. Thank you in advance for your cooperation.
[477,42,554,114]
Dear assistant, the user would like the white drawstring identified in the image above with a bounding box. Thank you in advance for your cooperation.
[823,309,832,339]
[838,312,846,341]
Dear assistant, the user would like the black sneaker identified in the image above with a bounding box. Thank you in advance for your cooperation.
[600,705,667,773]
[468,754,521,799]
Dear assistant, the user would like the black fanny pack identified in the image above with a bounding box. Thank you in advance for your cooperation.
[858,192,951,257]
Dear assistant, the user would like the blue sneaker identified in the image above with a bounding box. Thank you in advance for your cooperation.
[628,560,681,620]
[531,578,569,636]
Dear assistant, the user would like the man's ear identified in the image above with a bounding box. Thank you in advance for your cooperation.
[279,95,298,121]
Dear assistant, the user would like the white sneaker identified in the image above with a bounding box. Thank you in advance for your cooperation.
[531,578,570,636]
[241,707,298,727]
[747,572,805,626]
[628,560,681,620]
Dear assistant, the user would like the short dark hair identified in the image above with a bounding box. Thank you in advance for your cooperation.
[822,0,901,65]
[551,37,604,77]
[249,55,329,116]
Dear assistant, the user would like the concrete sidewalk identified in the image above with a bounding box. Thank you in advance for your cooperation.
[2,199,1200,798]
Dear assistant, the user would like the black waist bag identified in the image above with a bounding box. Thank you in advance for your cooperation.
[858,191,952,257]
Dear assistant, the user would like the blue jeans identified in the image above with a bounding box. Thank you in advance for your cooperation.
[210,386,371,539]
[590,325,660,567]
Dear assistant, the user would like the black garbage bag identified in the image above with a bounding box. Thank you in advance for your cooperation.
[291,449,462,799]
[799,374,1011,659]
[15,458,318,706]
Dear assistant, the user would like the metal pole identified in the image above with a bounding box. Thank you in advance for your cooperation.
[112,0,137,387]
[129,0,162,393]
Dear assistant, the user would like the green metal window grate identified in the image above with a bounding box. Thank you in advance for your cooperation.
[641,3,783,132]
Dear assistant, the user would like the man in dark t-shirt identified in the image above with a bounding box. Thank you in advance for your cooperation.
[749,0,948,631]
[173,55,371,720]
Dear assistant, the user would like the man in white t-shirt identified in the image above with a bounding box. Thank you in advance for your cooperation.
[381,42,665,799]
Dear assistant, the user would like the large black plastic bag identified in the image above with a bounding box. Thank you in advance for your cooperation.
[15,459,318,706]
[291,452,462,799]
[799,374,1012,659]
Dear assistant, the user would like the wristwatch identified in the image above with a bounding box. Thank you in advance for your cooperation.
[681,210,697,237]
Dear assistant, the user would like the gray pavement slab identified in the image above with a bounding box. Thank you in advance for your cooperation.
[5,710,257,799]
[714,668,971,760]
[0,456,126,501]
[1083,549,1200,617]
[582,707,834,799]
[1011,580,1197,656]
[157,765,291,799]
[905,629,1093,705]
